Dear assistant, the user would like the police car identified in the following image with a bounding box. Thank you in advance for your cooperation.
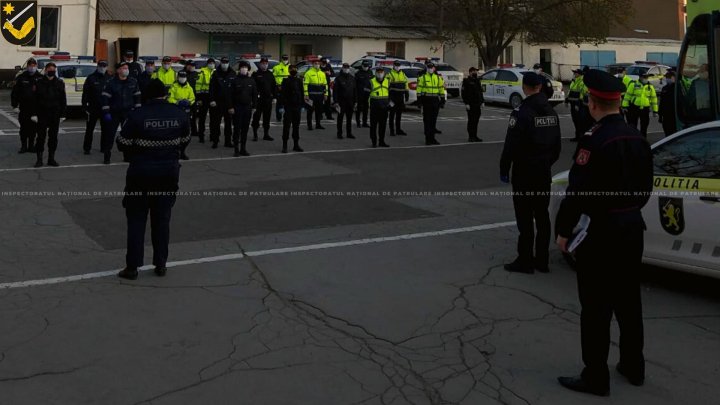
[179,53,218,69]
[137,56,185,73]
[40,55,97,108]
[624,61,672,93]
[480,66,565,108]
[349,53,412,69]
[549,121,720,278]
[234,54,280,73]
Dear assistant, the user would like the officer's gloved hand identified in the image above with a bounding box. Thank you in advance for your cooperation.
[228,108,235,115]
[178,100,190,108]
[102,113,112,122]
[500,175,510,184]
[196,100,203,107]
[465,104,471,111]
[13,107,19,113]
[210,101,217,108]
[30,116,38,123]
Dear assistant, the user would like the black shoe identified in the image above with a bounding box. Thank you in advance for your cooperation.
[18,147,27,154]
[118,267,138,280]
[252,136,258,142]
[282,147,288,153]
[263,135,274,141]
[379,142,390,147]
[616,363,644,386]
[317,125,326,130]
[434,129,442,134]
[154,266,167,277]
[504,259,534,274]
[347,134,355,139]
[233,150,241,157]
[469,137,482,143]
[535,265,550,273]
[371,143,377,148]
[307,126,313,131]
[83,150,91,155]
[199,138,205,144]
[337,134,344,139]
[357,123,361,128]
[211,141,218,149]
[47,159,59,167]
[557,376,609,397]
[224,142,234,148]
[430,139,440,145]
[293,145,304,152]
[397,129,407,136]
[239,149,250,156]
[180,153,189,160]
[33,159,43,168]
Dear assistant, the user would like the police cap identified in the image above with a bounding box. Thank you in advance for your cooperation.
[97,60,108,67]
[162,56,172,62]
[177,70,187,78]
[45,62,56,69]
[375,66,385,72]
[572,68,582,74]
[220,56,230,63]
[117,61,130,69]
[342,63,350,68]
[145,59,155,66]
[583,69,625,100]
[26,58,37,65]
[522,71,542,86]
[469,66,478,72]
[393,60,401,66]
[426,61,435,68]
[185,60,195,66]
[124,50,134,56]
[206,58,215,64]
[237,61,250,69]
[260,57,269,62]
[145,78,167,99]
[533,63,542,70]
[281,54,289,59]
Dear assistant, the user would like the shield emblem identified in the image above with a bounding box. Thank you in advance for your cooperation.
[659,197,685,235]
[1,1,37,46]
[575,148,591,166]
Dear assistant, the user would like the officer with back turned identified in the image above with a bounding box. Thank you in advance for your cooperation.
[116,79,190,280]
[556,69,653,397]
[500,71,561,274]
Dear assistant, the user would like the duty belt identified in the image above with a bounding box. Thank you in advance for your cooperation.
[307,84,326,95]
[389,82,407,91]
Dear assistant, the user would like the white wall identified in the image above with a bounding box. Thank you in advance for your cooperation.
[342,38,441,64]
[99,23,207,66]
[2,0,96,70]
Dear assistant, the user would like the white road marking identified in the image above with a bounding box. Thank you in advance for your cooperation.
[0,108,20,127]
[0,221,516,290]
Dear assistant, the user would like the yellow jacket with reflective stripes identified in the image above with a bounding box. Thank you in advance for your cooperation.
[387,69,408,92]
[155,67,176,88]
[303,67,328,97]
[369,77,390,100]
[621,75,633,91]
[623,81,658,111]
[196,67,213,93]
[417,72,445,97]
[167,82,195,105]
[567,76,585,102]
[272,62,290,86]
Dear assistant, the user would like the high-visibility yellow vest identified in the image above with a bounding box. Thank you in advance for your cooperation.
[303,67,328,97]
[621,75,633,91]
[417,73,445,97]
[623,82,658,111]
[567,76,585,102]
[167,82,195,105]
[387,69,408,92]
[369,77,390,100]
[196,67,213,93]
[155,67,176,88]
[272,62,290,86]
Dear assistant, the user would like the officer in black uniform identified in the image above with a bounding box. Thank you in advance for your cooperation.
[34,62,67,168]
[101,61,142,164]
[280,65,305,153]
[658,69,677,137]
[138,60,156,104]
[183,60,200,139]
[209,56,235,149]
[355,60,373,128]
[556,69,653,397]
[322,63,335,120]
[500,72,561,274]
[533,63,555,99]
[333,63,356,139]
[116,79,190,280]
[82,60,111,154]
[122,51,144,80]
[461,66,484,142]
[11,58,43,154]
[578,65,594,137]
[228,61,258,157]
[251,56,276,142]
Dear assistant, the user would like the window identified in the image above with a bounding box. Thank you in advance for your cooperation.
[21,7,60,48]
[503,46,514,64]
[496,70,518,82]
[386,42,405,59]
[676,14,714,127]
[648,67,659,76]
[481,71,498,81]
[653,129,720,178]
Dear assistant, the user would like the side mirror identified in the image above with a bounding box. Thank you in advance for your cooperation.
[14,65,21,71]
[61,69,76,79]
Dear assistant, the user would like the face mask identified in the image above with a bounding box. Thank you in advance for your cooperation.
[290,70,298,77]
[27,66,37,74]
[393,66,400,71]
[342,68,350,74]
[207,63,215,70]
[98,67,107,75]
[618,73,625,78]
[239,67,249,75]
[313,64,320,70]
[119,69,129,78]
[163,64,171,70]
[125,58,133,63]
[640,79,649,84]
[221,63,229,71]
[534,69,541,74]
[178,78,187,84]
[187,67,195,73]
[666,78,675,84]
[46,70,56,77]
[282,58,289,64]
[145,66,154,73]
[428,68,435,73]
[260,63,268,70]
[362,66,369,71]
[376,73,385,80]
[471,72,478,78]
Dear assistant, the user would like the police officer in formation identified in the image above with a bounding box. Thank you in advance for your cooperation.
[228,61,257,157]
[556,69,653,396]
[11,57,42,154]
[194,58,215,143]
[303,59,329,130]
[417,61,445,145]
[566,68,586,141]
[500,71,561,274]
[122,51,143,80]
[34,62,67,168]
[658,69,677,136]
[272,54,291,122]
[101,61,141,164]
[82,60,111,155]
[354,60,373,128]
[368,66,391,148]
[461,66,484,142]
[280,65,305,153]
[333,63,357,140]
[209,56,235,148]
[387,60,409,137]
[182,61,200,139]
[137,59,156,103]
[322,63,335,121]
[623,73,658,137]
[251,57,276,142]
[116,79,190,280]
[168,70,195,160]
[156,56,177,88]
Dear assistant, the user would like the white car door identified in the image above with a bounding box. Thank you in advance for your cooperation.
[480,70,498,102]
[645,128,720,272]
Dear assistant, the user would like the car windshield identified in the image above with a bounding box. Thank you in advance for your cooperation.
[435,65,457,72]
[627,66,650,76]
[57,65,97,78]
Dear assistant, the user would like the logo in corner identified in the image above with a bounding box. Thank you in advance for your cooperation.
[659,197,684,235]
[575,148,591,166]
[1,1,37,46]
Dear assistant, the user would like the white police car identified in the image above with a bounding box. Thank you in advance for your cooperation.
[549,121,720,278]
[234,53,280,73]
[350,53,412,70]
[480,66,565,108]
[624,61,672,93]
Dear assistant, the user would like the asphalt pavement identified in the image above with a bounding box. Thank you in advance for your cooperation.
[0,90,717,405]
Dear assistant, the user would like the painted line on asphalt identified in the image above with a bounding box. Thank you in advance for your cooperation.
[0,108,20,127]
[0,221,516,290]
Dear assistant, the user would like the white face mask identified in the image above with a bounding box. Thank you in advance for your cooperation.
[666,77,675,84]
[221,63,229,70]
[187,67,195,73]
[207,63,215,70]
[640,78,649,84]
[342,68,350,74]
[239,67,249,75]
[98,67,107,75]
[27,66,37,74]
[394,66,401,71]
[376,73,385,80]
[362,66,369,71]
[145,66,155,73]
[313,64,320,70]
[119,69,129,78]
[534,69,541,74]
[260,63,268,70]
[163,64,171,70]
[178,78,187,84]
[125,58,133,63]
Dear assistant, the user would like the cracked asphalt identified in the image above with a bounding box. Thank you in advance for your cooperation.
[0,90,718,404]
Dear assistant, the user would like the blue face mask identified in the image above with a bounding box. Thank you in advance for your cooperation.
[27,66,37,74]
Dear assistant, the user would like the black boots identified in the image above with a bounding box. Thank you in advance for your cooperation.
[117,267,138,280]
[263,129,273,141]
[47,151,59,167]
[253,127,259,142]
[103,151,111,164]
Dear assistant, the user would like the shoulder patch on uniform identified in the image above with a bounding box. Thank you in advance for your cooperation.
[534,116,558,127]
[508,116,517,128]
[583,123,601,136]
[576,148,591,165]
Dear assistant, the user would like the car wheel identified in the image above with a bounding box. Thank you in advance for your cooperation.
[555,212,577,270]
[510,93,523,109]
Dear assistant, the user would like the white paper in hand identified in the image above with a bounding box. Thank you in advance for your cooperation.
[568,214,591,253]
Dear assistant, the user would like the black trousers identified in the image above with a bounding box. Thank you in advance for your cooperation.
[356,92,369,126]
[307,95,325,128]
[570,101,584,139]
[124,192,176,269]
[579,105,594,134]
[388,94,405,133]
[576,225,645,388]
[324,93,334,119]
[100,112,126,154]
[18,108,38,150]
[626,106,650,137]
[511,185,551,267]
[84,110,101,152]
[232,104,253,151]
[282,107,301,143]
[662,117,677,137]
[466,102,482,139]
[210,105,233,145]
[252,97,273,133]
[336,100,354,136]
[195,93,210,138]
[369,101,388,145]
[36,112,60,156]
[275,89,284,121]
[421,96,441,141]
